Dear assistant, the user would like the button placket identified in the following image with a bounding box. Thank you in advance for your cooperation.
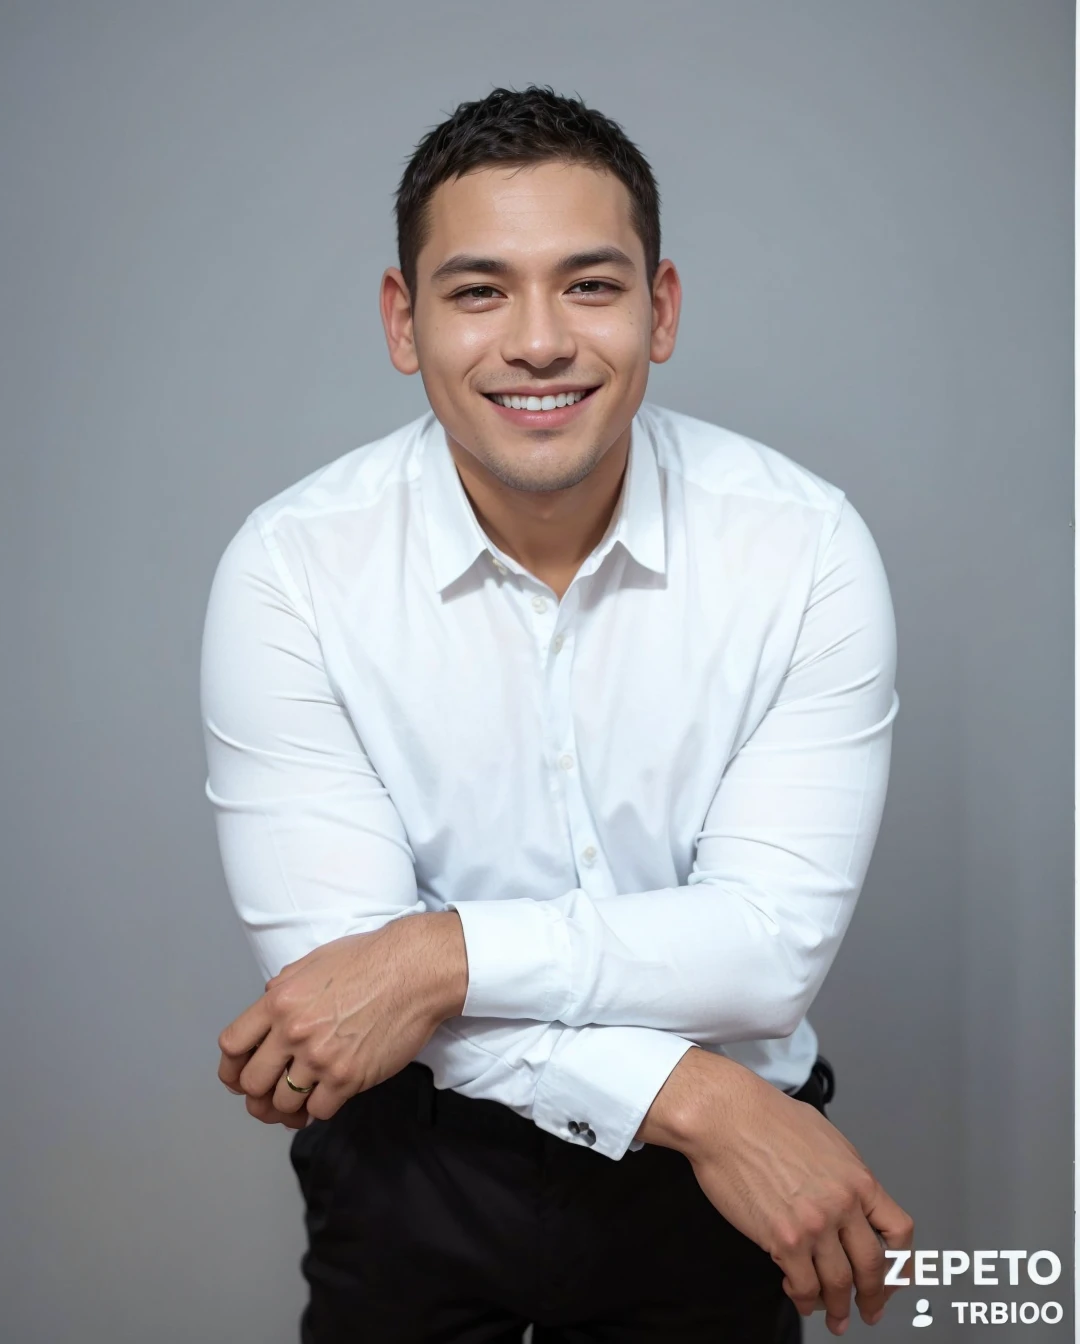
[542,590,609,890]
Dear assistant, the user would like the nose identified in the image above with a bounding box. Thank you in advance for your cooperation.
[500,286,576,369]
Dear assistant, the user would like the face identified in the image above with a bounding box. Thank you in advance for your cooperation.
[381,160,680,495]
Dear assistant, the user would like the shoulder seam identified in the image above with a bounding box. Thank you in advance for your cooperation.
[247,511,319,636]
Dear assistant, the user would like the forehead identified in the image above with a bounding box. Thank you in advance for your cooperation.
[419,161,642,275]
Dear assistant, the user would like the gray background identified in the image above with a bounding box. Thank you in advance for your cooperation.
[1,2,1072,1340]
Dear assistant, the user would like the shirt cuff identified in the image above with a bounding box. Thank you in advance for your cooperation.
[447,895,575,1021]
[532,1027,698,1161]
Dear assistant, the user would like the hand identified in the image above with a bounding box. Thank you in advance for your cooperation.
[637,1048,914,1336]
[216,911,468,1125]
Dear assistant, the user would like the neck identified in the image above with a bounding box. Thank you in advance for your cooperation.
[446,426,631,591]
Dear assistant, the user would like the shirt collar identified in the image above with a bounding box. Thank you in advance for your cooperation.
[419,408,667,594]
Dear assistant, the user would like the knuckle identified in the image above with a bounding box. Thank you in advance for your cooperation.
[282,1018,309,1047]
[266,983,296,1013]
[771,1222,803,1254]
[327,1060,352,1087]
[836,1185,861,1217]
[792,1200,828,1239]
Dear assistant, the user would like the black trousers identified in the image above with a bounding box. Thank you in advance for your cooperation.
[289,1054,836,1343]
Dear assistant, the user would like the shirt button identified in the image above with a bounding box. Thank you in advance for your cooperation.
[559,753,575,772]
[492,558,507,574]
[531,595,548,613]
[581,845,597,866]
[553,633,564,652]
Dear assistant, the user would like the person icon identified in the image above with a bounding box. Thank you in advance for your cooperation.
[912,1297,933,1327]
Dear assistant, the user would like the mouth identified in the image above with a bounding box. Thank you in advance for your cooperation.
[481,385,599,428]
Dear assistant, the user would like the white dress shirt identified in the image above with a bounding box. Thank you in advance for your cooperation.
[200,402,898,1161]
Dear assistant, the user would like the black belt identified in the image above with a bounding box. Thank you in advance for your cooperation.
[786,1053,836,1106]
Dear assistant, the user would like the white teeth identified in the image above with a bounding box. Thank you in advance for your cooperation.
[492,390,590,410]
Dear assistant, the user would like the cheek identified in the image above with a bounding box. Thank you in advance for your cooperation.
[585,310,651,372]
[419,315,495,379]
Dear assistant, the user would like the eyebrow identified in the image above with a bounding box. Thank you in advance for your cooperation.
[429,246,637,284]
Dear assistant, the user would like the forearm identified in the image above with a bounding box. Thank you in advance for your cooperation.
[449,850,883,1045]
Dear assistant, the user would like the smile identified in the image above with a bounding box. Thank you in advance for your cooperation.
[484,388,593,412]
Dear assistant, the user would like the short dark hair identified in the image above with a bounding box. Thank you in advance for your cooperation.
[394,85,661,300]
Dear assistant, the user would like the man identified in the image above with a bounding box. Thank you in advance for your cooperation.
[202,85,912,1342]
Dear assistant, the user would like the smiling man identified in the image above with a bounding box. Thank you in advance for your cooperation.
[202,86,912,1342]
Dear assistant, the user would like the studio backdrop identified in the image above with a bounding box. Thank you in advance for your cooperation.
[1,2,1072,1341]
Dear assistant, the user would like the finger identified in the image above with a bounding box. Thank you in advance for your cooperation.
[237,1027,294,1098]
[778,1249,822,1318]
[838,1217,887,1324]
[218,997,273,1067]
[812,1236,855,1334]
[245,1092,310,1130]
[272,1059,319,1115]
[864,1188,915,1305]
[218,1047,254,1093]
[865,1185,914,1248]
[303,1075,353,1124]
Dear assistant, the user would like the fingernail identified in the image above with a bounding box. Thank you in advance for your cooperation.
[225,1086,243,1095]
[869,1308,884,1325]
[305,1114,316,1127]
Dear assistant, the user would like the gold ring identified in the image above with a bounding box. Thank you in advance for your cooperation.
[285,1067,314,1094]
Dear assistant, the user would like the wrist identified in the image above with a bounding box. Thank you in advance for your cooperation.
[634,1046,744,1157]
[423,909,469,1020]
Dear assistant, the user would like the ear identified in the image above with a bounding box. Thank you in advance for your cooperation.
[380,267,420,375]
[649,258,681,365]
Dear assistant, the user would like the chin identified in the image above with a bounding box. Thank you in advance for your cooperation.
[489,453,598,494]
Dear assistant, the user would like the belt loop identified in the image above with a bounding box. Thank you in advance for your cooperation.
[813,1055,836,1106]
[413,1063,436,1127]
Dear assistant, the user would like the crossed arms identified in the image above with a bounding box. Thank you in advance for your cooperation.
[202,498,911,1332]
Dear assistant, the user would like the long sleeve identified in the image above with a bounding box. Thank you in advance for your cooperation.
[200,513,693,1161]
[449,496,899,1042]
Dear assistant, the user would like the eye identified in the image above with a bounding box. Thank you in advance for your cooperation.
[452,285,502,303]
[568,280,618,297]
